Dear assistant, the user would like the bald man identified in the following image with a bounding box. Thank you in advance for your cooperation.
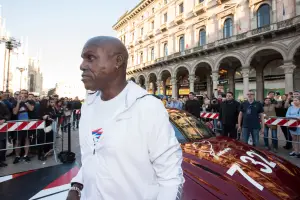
[67,36,184,200]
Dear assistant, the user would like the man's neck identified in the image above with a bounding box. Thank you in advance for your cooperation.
[100,80,128,101]
[248,99,254,103]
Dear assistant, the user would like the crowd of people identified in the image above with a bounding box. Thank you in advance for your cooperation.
[158,90,300,157]
[0,89,82,168]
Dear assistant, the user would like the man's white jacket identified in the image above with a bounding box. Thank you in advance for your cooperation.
[71,81,184,200]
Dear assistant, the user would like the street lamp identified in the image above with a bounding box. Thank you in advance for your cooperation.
[4,37,21,92]
[17,67,26,90]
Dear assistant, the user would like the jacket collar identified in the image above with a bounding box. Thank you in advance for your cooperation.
[86,81,148,111]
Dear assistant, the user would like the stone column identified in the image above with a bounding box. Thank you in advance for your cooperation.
[156,79,161,95]
[297,0,300,16]
[189,74,195,93]
[171,77,177,98]
[228,68,235,94]
[187,25,194,48]
[206,75,212,98]
[156,41,160,59]
[256,67,264,101]
[145,81,150,92]
[211,71,219,98]
[272,0,277,22]
[162,81,166,95]
[241,66,251,99]
[280,62,296,93]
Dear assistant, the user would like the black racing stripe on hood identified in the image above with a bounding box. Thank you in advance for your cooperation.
[193,163,222,177]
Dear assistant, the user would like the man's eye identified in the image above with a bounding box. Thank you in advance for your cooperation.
[87,55,95,61]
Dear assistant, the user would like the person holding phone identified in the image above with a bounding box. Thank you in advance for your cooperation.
[12,89,35,164]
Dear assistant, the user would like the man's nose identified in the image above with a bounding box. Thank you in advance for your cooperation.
[80,61,88,71]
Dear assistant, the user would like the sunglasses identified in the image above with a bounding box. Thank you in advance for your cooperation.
[247,93,254,96]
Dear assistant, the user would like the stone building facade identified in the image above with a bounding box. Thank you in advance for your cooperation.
[27,57,43,95]
[113,0,300,100]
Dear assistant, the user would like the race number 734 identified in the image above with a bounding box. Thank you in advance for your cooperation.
[226,150,276,191]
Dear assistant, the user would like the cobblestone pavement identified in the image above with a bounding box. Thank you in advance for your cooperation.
[0,126,299,177]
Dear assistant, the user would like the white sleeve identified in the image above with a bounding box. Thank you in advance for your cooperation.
[147,102,184,200]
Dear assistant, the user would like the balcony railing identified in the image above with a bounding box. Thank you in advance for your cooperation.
[193,2,205,16]
[126,15,300,73]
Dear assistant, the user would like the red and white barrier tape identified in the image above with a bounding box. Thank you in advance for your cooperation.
[200,112,219,119]
[200,112,300,128]
[265,118,300,127]
[0,120,45,133]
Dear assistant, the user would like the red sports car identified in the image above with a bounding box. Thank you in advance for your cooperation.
[1,109,299,200]
[168,109,300,200]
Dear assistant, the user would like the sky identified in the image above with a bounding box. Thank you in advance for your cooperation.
[0,0,139,89]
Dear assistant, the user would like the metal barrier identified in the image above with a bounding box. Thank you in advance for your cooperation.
[0,119,58,162]
[200,112,300,146]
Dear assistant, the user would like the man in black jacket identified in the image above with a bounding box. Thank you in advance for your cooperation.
[0,99,11,167]
[218,92,240,139]
[185,92,201,118]
[72,96,82,129]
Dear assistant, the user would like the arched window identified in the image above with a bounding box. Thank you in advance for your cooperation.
[199,29,206,46]
[164,43,168,56]
[151,47,155,60]
[223,18,233,38]
[257,4,270,28]
[179,36,185,52]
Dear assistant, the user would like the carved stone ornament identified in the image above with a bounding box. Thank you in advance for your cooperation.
[280,64,296,74]
[195,17,208,29]
[171,78,177,85]
[211,71,219,81]
[217,6,236,19]
[241,66,250,78]
[249,0,264,6]
[189,75,195,82]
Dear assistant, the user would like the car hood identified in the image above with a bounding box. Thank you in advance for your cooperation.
[181,136,300,200]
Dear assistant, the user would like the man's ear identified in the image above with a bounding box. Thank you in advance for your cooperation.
[116,54,124,68]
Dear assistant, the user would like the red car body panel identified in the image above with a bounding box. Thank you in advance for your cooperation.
[181,136,300,200]
[167,109,300,200]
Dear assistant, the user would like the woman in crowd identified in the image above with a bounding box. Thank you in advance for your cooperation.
[286,96,300,158]
[38,98,56,161]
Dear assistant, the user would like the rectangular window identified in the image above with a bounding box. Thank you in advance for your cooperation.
[164,13,168,23]
[151,47,155,61]
[140,27,144,36]
[179,3,184,14]
[179,36,185,52]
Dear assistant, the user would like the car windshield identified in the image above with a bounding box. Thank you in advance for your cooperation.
[169,109,214,143]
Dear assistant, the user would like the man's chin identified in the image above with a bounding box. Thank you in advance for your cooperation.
[82,82,94,91]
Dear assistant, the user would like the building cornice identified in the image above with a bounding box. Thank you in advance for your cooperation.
[112,0,155,30]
